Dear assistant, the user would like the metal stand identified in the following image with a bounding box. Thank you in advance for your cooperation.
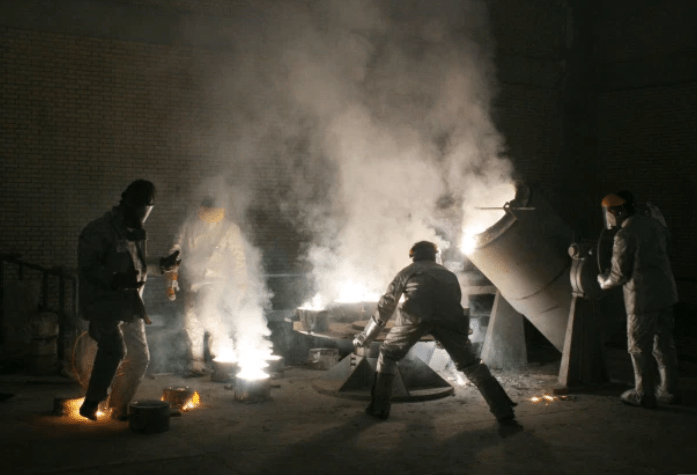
[312,345,454,402]
[480,291,527,371]
[558,242,609,387]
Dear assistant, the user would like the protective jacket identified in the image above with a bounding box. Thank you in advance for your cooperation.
[602,214,678,315]
[375,260,465,325]
[170,218,248,293]
[78,207,161,323]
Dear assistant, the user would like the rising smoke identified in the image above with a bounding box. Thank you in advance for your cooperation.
[190,0,513,315]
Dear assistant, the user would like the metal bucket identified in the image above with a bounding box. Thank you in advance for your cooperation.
[128,400,170,434]
[308,348,339,370]
[234,377,271,403]
[466,182,574,351]
[295,309,330,332]
[211,360,239,383]
[265,355,284,375]
[161,387,195,411]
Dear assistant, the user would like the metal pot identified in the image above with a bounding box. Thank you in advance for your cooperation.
[265,355,284,375]
[161,387,195,410]
[128,400,170,434]
[308,348,339,370]
[211,360,239,383]
[295,308,330,332]
[234,376,271,403]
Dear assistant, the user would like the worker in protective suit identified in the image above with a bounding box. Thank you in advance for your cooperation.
[598,193,680,408]
[354,241,522,435]
[78,180,181,421]
[168,197,248,376]
[616,189,674,256]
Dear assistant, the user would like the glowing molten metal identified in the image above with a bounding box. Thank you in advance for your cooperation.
[182,392,201,411]
[460,183,517,254]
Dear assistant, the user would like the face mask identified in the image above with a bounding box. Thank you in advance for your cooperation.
[603,206,627,230]
[132,205,154,226]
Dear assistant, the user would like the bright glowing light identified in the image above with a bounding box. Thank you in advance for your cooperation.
[299,293,326,310]
[335,282,380,303]
[530,394,556,404]
[65,397,107,421]
[237,367,271,381]
[214,345,238,363]
[182,392,201,411]
[460,233,479,254]
[236,344,272,381]
[460,183,517,254]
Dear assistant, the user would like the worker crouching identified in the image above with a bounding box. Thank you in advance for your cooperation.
[354,241,522,436]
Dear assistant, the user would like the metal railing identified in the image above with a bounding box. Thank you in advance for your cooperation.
[0,252,78,361]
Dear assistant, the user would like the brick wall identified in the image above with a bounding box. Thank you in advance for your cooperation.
[596,0,697,302]
[0,0,575,313]
[1,26,216,265]
[488,0,571,226]
[4,0,694,312]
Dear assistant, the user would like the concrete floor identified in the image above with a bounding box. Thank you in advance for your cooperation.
[2,348,697,475]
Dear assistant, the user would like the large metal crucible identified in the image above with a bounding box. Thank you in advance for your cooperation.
[294,303,453,401]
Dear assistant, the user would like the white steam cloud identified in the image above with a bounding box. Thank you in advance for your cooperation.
[188,0,514,316]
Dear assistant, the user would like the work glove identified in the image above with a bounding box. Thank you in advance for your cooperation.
[160,250,181,273]
[165,272,179,301]
[353,333,369,348]
[597,272,610,290]
[111,268,143,290]
[353,315,385,348]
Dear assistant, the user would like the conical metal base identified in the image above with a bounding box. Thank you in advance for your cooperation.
[312,352,454,402]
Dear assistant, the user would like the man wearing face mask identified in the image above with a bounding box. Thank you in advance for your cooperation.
[78,180,181,421]
[597,193,680,408]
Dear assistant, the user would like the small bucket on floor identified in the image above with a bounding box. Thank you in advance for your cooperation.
[128,400,171,434]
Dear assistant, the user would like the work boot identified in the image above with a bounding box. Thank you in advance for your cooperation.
[110,404,129,421]
[620,389,657,409]
[627,353,657,408]
[79,399,100,421]
[656,363,680,404]
[365,372,395,420]
[497,415,524,438]
[656,390,681,405]
[476,377,517,420]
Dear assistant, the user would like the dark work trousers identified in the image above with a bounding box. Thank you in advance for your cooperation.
[378,311,515,420]
[85,318,150,417]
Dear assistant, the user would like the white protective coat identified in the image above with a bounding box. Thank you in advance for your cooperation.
[170,216,248,361]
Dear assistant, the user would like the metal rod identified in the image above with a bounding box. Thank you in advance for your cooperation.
[474,207,536,210]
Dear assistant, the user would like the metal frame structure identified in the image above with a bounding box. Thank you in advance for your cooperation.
[0,252,78,362]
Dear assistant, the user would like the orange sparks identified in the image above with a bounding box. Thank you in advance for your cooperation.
[530,394,557,404]
[64,397,107,421]
[182,392,201,411]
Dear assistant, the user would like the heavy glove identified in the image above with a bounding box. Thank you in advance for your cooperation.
[353,315,385,348]
[165,271,179,301]
[597,272,611,290]
[160,250,181,273]
[111,268,143,290]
